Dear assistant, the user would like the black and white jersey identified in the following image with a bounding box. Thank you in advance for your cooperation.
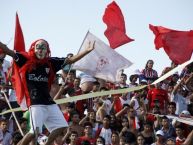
[15,53,66,105]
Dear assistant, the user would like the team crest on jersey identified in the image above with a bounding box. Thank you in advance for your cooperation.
[45,68,50,74]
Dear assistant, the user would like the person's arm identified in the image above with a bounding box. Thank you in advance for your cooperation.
[172,77,185,95]
[68,41,95,64]
[79,113,89,126]
[0,42,16,58]
[185,73,193,92]
[182,129,193,145]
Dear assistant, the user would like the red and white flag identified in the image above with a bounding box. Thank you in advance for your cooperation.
[150,24,193,64]
[103,1,134,49]
[73,32,133,83]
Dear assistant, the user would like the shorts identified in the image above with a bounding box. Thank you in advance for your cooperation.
[29,104,68,134]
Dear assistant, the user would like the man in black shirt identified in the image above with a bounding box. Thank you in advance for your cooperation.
[0,39,95,145]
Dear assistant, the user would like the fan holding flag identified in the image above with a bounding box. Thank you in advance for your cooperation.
[0,22,95,145]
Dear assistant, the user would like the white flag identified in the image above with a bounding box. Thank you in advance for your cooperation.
[73,32,133,82]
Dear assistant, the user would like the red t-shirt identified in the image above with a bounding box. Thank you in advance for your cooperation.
[147,88,169,109]
[77,136,96,145]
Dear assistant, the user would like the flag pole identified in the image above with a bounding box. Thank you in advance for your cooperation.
[1,89,24,136]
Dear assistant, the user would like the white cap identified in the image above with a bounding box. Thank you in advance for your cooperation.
[181,110,190,115]
[156,130,164,136]
[140,79,147,83]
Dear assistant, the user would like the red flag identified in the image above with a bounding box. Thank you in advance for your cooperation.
[149,24,193,64]
[14,13,25,52]
[12,13,27,109]
[103,1,134,49]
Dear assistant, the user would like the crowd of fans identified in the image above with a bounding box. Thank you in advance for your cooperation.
[1,52,193,145]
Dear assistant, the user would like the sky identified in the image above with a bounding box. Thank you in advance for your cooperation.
[1,0,193,77]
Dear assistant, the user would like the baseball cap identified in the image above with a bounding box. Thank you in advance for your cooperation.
[156,130,164,136]
[181,110,190,115]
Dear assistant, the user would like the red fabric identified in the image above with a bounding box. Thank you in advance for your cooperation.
[147,88,169,110]
[78,136,96,145]
[14,13,25,52]
[114,96,123,113]
[149,24,193,64]
[103,1,134,49]
[12,13,26,108]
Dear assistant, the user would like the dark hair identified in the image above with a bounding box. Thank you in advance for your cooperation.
[145,59,154,69]
[97,136,105,145]
[168,102,176,108]
[162,116,169,120]
[81,140,91,145]
[19,118,28,125]
[83,121,93,128]
[175,124,184,130]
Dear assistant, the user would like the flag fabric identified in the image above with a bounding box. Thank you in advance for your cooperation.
[12,13,27,110]
[14,13,25,52]
[103,1,134,49]
[72,31,133,83]
[149,24,193,64]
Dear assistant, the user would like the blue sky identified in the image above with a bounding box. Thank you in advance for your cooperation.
[1,0,193,76]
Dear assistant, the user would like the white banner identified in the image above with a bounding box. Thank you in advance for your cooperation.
[73,31,133,82]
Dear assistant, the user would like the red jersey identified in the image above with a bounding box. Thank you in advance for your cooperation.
[147,88,169,109]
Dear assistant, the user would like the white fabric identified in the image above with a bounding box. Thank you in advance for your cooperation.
[73,32,133,83]
[29,104,68,133]
[99,128,112,145]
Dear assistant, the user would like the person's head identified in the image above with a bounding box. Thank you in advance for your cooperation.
[121,116,129,128]
[0,118,8,132]
[152,105,161,114]
[129,74,138,83]
[137,133,145,145]
[102,115,110,128]
[119,136,126,145]
[122,131,136,144]
[69,131,78,143]
[73,77,81,88]
[29,39,50,60]
[67,70,76,82]
[120,73,127,84]
[175,125,184,137]
[161,116,170,128]
[96,136,105,145]
[0,53,5,66]
[145,59,154,69]
[155,130,165,142]
[143,121,152,132]
[92,81,100,92]
[111,132,119,144]
[19,118,28,130]
[83,122,93,136]
[167,102,176,115]
[166,138,176,145]
[70,111,80,124]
